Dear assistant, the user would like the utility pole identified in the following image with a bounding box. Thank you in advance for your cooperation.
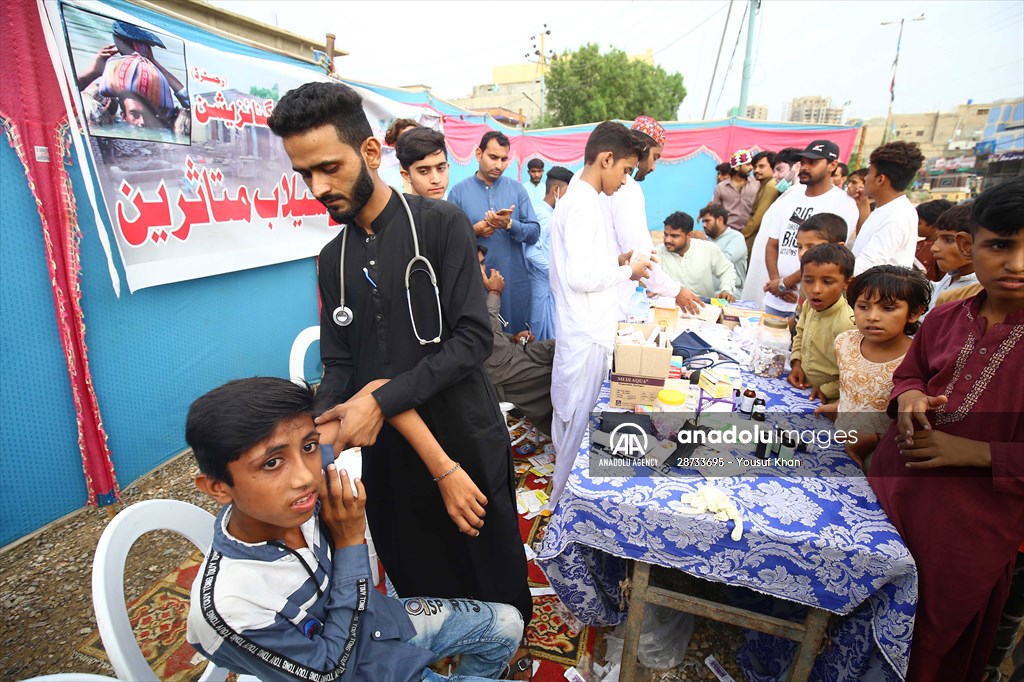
[324,33,336,74]
[881,13,925,144]
[855,123,868,169]
[526,25,552,126]
[540,28,547,123]
[737,0,759,117]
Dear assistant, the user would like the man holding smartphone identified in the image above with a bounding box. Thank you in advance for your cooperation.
[449,131,541,333]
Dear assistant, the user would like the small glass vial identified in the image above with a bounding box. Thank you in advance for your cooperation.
[778,433,798,458]
[768,424,782,457]
[732,387,742,412]
[754,426,770,458]
[751,398,766,422]
[740,387,757,414]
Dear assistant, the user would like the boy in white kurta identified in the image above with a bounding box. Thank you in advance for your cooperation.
[549,122,650,505]
[601,116,703,318]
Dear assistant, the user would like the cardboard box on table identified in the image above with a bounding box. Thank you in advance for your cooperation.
[721,305,762,330]
[610,323,672,408]
[651,302,679,328]
[697,367,733,398]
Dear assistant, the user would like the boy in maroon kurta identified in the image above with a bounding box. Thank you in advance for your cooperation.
[868,177,1024,682]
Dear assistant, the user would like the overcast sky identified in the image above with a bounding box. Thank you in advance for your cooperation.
[209,0,1023,122]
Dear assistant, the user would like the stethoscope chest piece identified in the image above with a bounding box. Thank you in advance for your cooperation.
[333,306,353,326]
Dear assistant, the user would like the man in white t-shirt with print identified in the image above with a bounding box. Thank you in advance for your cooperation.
[850,141,925,276]
[761,140,859,318]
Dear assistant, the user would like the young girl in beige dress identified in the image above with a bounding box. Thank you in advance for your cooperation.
[816,265,932,470]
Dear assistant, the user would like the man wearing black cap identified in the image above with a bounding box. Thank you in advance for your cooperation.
[757,139,859,317]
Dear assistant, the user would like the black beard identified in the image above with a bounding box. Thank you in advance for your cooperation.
[324,161,375,224]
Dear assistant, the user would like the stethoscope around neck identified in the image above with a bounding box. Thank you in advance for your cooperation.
[332,189,442,345]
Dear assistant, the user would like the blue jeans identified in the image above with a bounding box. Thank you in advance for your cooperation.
[402,597,524,682]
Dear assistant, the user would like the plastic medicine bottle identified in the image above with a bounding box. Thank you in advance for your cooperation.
[627,286,652,324]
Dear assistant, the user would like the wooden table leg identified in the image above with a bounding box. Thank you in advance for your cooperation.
[787,607,830,682]
[620,561,651,682]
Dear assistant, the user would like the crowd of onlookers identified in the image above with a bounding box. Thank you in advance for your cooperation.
[176,81,1022,682]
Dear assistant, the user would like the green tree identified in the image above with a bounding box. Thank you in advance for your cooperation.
[249,83,280,102]
[543,44,686,127]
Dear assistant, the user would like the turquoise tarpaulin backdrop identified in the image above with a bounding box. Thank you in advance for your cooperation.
[1,0,859,546]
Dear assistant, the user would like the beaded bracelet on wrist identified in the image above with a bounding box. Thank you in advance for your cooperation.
[433,462,460,482]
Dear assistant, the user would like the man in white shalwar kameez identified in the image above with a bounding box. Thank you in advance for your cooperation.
[602,116,704,316]
[549,122,650,505]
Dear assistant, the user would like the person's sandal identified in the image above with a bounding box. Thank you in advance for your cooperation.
[502,644,533,680]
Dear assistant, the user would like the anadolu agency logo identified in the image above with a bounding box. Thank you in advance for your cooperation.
[608,423,650,458]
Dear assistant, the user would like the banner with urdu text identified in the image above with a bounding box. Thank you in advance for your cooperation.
[46,0,423,292]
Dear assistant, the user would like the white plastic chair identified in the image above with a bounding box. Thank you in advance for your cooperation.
[289,325,322,386]
[92,500,248,681]
[288,326,381,586]
[499,401,536,449]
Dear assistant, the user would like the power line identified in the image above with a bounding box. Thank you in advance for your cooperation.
[986,3,1024,25]
[988,57,1024,71]
[991,9,1024,29]
[702,0,735,119]
[959,83,1024,99]
[654,1,731,55]
[612,7,664,48]
[712,0,750,117]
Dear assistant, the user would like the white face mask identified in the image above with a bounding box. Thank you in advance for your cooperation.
[775,162,801,192]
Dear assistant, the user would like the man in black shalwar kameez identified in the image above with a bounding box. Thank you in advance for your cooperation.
[268,82,531,628]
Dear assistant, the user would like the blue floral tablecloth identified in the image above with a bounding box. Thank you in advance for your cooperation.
[535,371,917,681]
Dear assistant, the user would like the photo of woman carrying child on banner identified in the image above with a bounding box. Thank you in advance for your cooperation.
[62,4,191,143]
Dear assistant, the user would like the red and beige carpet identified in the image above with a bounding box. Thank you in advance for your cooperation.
[77,551,208,681]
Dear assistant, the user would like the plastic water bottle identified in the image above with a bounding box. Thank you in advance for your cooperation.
[627,286,652,323]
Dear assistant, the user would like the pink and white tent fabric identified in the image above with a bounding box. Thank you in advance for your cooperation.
[442,116,860,169]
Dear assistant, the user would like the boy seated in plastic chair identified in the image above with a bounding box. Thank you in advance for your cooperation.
[184,377,524,681]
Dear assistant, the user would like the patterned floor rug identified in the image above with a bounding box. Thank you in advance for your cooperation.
[76,418,595,681]
[512,427,597,681]
[77,551,209,681]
